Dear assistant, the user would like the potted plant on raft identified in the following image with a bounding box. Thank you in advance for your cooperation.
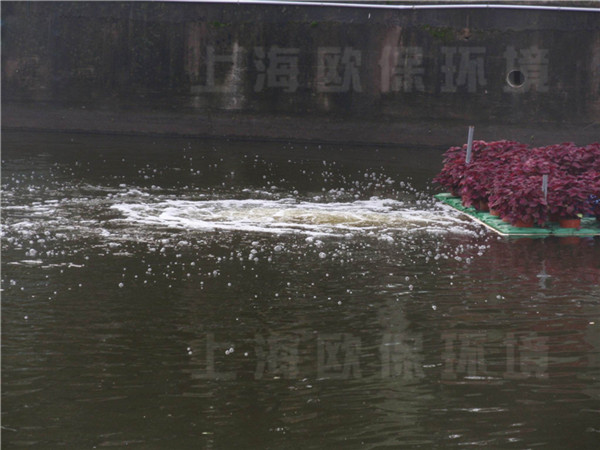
[458,163,493,211]
[585,172,600,221]
[433,145,466,197]
[546,173,595,228]
[458,140,530,211]
[542,142,600,176]
[488,174,549,227]
[585,143,600,172]
[433,141,491,197]
[485,145,556,222]
[434,140,529,202]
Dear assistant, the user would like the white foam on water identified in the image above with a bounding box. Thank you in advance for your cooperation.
[7,260,44,266]
[2,185,480,264]
[110,197,474,237]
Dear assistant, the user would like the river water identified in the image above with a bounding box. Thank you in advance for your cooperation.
[2,132,599,449]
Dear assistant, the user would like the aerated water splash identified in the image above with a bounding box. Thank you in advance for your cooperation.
[110,196,475,237]
[3,182,486,273]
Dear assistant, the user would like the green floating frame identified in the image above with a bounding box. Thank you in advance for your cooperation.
[434,193,600,237]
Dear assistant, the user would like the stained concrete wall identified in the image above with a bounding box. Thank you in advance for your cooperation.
[2,1,599,146]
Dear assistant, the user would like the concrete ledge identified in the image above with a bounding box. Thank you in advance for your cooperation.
[3,102,599,147]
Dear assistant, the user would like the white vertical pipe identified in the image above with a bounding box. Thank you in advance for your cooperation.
[542,174,549,202]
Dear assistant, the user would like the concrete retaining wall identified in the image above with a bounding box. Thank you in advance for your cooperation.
[2,1,599,146]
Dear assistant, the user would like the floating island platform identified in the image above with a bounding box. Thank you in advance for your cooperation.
[435,193,600,237]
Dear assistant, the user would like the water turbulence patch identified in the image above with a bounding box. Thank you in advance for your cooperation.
[110,197,475,237]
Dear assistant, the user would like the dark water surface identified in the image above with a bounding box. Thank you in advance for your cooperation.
[2,132,599,449]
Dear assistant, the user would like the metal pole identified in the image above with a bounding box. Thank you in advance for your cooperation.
[466,126,474,164]
[542,174,548,202]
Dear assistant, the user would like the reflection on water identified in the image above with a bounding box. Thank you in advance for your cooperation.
[2,132,599,449]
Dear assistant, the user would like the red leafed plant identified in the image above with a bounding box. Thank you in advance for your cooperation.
[589,172,600,219]
[459,165,492,209]
[547,171,595,219]
[433,145,467,196]
[434,140,528,200]
[488,172,549,226]
[542,142,600,175]
[435,140,600,227]
[458,141,528,209]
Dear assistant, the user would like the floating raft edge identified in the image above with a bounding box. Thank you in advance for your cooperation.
[434,193,600,237]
